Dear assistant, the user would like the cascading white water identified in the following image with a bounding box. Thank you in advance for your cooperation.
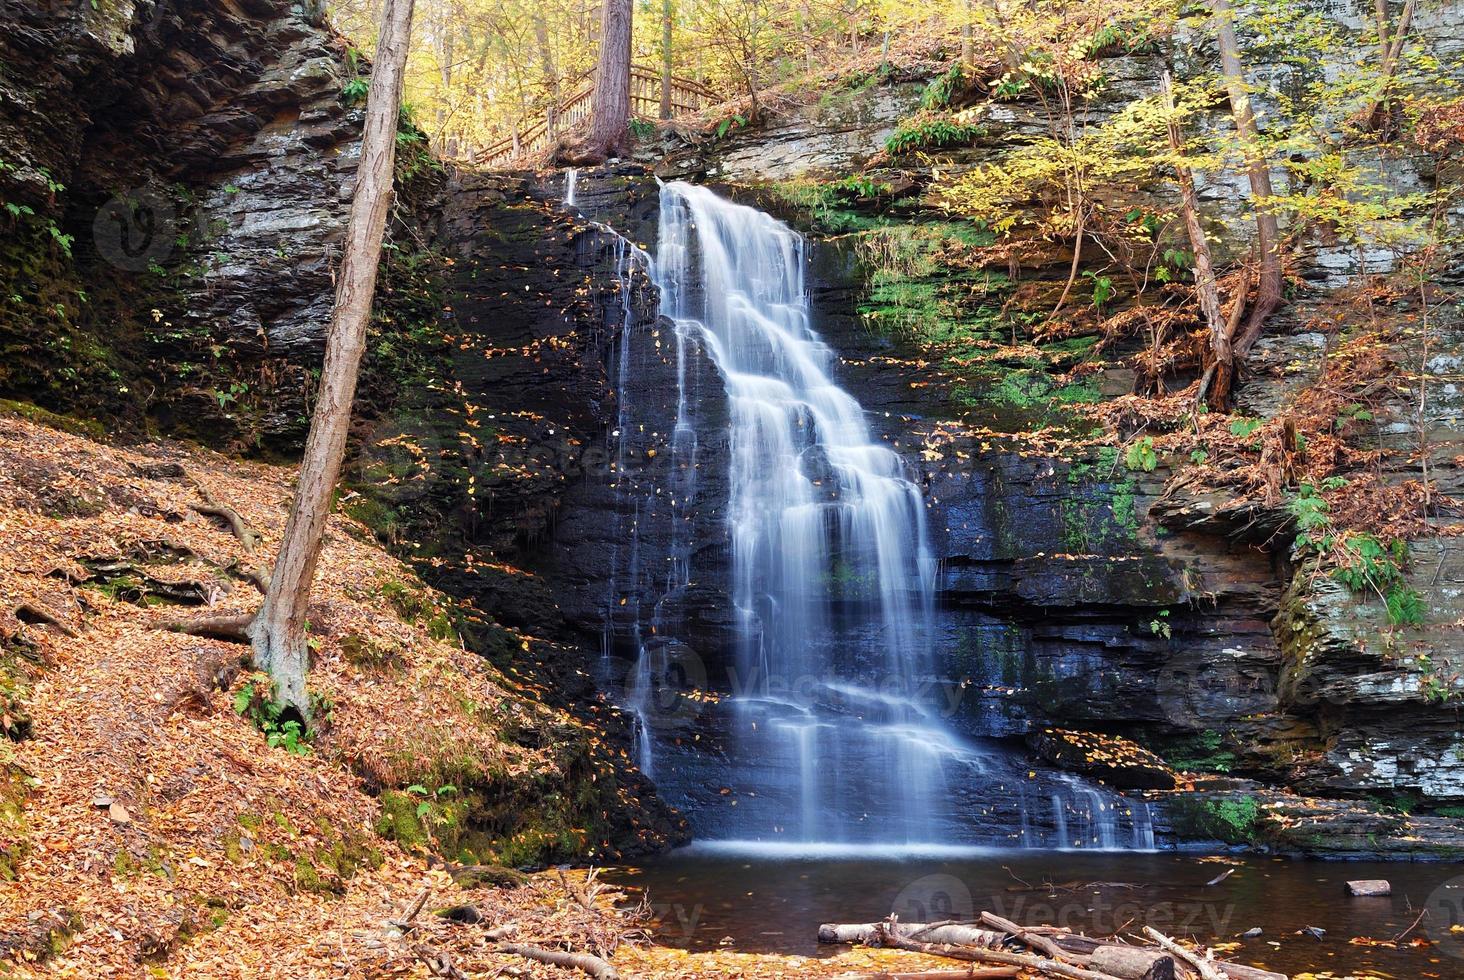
[598,230,657,777]
[568,176,1160,852]
[653,181,961,844]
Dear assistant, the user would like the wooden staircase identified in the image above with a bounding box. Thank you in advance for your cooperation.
[473,66,721,168]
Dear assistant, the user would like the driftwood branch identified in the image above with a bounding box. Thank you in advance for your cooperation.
[496,943,619,980]
[819,922,1004,947]
[389,888,431,931]
[828,912,1285,980]
[1143,928,1225,980]
[847,970,1021,980]
[981,911,1079,963]
[412,943,468,979]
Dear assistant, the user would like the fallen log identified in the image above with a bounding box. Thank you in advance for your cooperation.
[873,925,1127,980]
[497,943,619,980]
[1345,879,1390,897]
[1090,945,1176,980]
[819,921,1004,947]
[848,970,1021,980]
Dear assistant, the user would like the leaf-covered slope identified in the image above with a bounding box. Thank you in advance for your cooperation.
[0,408,682,973]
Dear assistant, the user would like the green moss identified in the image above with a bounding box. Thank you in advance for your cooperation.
[452,863,530,888]
[0,766,31,880]
[144,842,173,878]
[1168,795,1261,844]
[287,825,384,895]
[342,496,405,544]
[376,790,430,851]
[1153,730,1239,773]
[0,398,105,439]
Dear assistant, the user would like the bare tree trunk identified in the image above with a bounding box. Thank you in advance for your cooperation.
[1161,72,1229,405]
[584,0,633,159]
[1212,0,1281,358]
[1046,207,1086,321]
[660,0,674,119]
[533,11,560,105]
[1358,0,1418,129]
[1372,0,1393,58]
[960,0,975,66]
[247,0,415,719]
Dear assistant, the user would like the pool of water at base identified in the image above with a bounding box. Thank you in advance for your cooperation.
[605,846,1464,978]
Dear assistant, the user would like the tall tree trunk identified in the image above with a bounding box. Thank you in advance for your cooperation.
[801,0,814,69]
[660,0,674,119]
[247,0,415,719]
[960,0,975,66]
[1372,0,1392,59]
[1358,0,1418,130]
[533,11,560,105]
[1212,0,1281,358]
[1162,72,1229,406]
[586,0,633,158]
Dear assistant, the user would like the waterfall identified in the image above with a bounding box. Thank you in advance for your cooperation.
[564,168,578,207]
[652,181,961,845]
[599,230,655,777]
[567,175,1161,852]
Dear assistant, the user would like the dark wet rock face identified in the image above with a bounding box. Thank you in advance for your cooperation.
[457,165,1464,854]
[1029,728,1178,791]
[0,0,396,450]
[0,2,687,864]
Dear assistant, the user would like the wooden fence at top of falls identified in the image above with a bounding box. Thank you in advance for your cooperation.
[472,66,723,169]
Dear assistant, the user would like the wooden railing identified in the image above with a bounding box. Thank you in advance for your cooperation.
[473,66,722,169]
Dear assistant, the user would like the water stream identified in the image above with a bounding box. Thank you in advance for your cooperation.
[608,851,1463,976]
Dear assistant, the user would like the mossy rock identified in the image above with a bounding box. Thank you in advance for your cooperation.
[449,863,530,889]
[292,831,384,895]
[0,399,105,439]
[0,765,32,880]
[1167,793,1261,844]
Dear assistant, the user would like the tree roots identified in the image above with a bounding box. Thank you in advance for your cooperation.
[190,487,263,553]
[162,610,256,644]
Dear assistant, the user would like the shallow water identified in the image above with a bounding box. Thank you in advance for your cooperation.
[609,847,1464,977]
